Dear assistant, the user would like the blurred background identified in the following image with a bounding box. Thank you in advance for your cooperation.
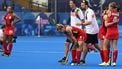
[0,0,121,36]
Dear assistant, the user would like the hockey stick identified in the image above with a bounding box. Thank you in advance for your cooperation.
[109,45,112,66]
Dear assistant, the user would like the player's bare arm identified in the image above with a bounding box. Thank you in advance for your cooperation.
[82,20,92,26]
[13,13,21,24]
[66,27,77,47]
[76,19,85,26]
[105,16,119,27]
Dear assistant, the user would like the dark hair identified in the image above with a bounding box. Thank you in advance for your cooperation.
[9,6,14,10]
[11,6,14,10]
[70,0,76,5]
[82,0,89,6]
[109,2,117,9]
[116,6,120,12]
[56,24,64,31]
[109,2,120,12]
[103,7,108,11]
[116,3,120,12]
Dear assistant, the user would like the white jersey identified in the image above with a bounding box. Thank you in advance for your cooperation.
[70,8,84,29]
[84,8,99,34]
[0,29,3,37]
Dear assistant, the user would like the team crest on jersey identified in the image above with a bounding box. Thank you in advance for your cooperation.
[9,30,13,34]
[9,16,12,19]
[80,36,82,39]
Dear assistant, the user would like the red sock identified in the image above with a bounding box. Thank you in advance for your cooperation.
[2,42,8,53]
[100,50,104,62]
[103,50,109,63]
[8,43,13,54]
[76,51,81,63]
[113,50,118,63]
[71,50,76,62]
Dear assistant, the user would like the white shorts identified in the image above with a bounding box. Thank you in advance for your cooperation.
[0,29,3,38]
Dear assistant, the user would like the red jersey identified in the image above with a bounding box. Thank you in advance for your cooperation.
[3,13,15,35]
[65,26,87,41]
[105,11,119,39]
[98,17,107,40]
[4,13,14,26]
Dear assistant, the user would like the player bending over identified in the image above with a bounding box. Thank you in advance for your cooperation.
[56,24,87,65]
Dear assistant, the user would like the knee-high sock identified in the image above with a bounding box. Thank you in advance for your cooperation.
[103,50,109,63]
[8,43,13,54]
[2,42,8,53]
[113,50,118,63]
[100,50,104,62]
[76,51,81,63]
[71,50,76,62]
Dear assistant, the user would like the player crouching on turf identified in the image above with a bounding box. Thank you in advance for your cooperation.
[56,24,87,65]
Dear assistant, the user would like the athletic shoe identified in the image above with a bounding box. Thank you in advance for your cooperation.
[99,62,109,66]
[77,62,82,65]
[80,60,85,65]
[99,62,105,66]
[111,62,116,66]
[58,57,68,64]
[1,53,10,57]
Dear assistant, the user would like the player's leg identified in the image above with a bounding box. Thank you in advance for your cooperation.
[7,35,13,56]
[2,35,9,56]
[58,40,71,64]
[80,34,91,64]
[70,42,77,65]
[64,42,70,60]
[111,40,118,66]
[94,43,101,52]
[92,33,101,52]
[99,39,104,63]
[76,41,84,64]
[80,43,87,64]
[99,38,110,66]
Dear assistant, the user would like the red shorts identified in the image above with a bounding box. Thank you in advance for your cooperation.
[105,33,119,40]
[105,29,119,40]
[76,34,87,42]
[98,28,106,40]
[3,26,15,36]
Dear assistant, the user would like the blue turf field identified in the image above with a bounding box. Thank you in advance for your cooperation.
[0,26,122,69]
[0,36,122,69]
